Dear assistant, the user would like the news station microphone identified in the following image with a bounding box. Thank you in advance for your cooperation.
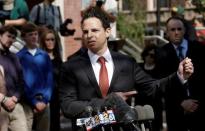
[103,93,140,131]
[135,105,146,121]
[85,106,93,116]
[76,106,93,131]
[84,106,95,131]
[95,107,106,131]
[134,105,155,131]
[134,105,146,131]
[143,105,154,131]
[103,93,138,123]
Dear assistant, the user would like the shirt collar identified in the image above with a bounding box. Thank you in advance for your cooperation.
[21,47,43,56]
[88,48,112,64]
[172,39,188,50]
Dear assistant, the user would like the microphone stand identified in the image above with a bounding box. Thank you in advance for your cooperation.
[131,122,142,131]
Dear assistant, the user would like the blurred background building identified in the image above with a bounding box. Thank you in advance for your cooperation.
[26,0,200,62]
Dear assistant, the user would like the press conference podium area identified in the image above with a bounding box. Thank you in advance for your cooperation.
[59,105,156,131]
[58,38,159,131]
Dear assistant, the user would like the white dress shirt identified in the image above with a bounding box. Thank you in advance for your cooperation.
[172,39,188,58]
[88,49,114,86]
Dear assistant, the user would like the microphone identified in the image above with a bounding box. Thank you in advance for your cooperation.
[77,105,117,130]
[135,105,146,121]
[143,105,154,131]
[85,106,93,117]
[134,105,155,131]
[143,105,154,120]
[95,107,106,131]
[134,105,146,131]
[76,106,96,131]
[103,93,138,123]
[84,106,95,131]
[103,93,140,130]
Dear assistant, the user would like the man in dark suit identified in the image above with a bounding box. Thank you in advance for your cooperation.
[158,16,205,131]
[59,8,194,131]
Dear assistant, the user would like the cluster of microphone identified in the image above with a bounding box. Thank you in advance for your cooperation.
[76,106,116,131]
[76,94,155,131]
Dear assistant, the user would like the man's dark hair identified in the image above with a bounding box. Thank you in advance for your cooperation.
[166,16,186,29]
[81,7,111,29]
[0,26,17,37]
[21,22,38,37]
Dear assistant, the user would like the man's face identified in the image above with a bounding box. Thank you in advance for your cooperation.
[82,17,110,54]
[166,19,185,45]
[0,31,16,49]
[23,31,38,48]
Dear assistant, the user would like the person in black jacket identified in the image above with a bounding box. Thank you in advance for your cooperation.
[59,7,194,131]
[158,16,205,131]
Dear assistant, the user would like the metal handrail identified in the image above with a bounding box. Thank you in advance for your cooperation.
[125,38,143,53]
[144,35,169,44]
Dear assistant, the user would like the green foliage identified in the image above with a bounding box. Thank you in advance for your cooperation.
[193,0,205,12]
[117,0,146,47]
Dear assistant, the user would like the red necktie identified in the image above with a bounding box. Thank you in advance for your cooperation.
[98,56,109,97]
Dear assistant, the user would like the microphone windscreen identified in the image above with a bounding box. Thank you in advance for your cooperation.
[135,105,146,121]
[143,105,154,120]
[103,93,137,123]
[84,106,93,117]
[85,106,93,113]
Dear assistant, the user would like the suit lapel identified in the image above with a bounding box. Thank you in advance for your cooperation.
[109,51,121,93]
[80,52,102,97]
[167,43,180,62]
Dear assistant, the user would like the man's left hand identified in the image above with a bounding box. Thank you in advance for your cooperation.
[178,57,194,81]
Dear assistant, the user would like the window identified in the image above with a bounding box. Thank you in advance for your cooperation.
[160,0,170,8]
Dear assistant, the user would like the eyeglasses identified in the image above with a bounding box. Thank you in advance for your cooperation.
[170,27,183,32]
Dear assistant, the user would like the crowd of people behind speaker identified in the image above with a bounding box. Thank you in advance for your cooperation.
[0,1,60,131]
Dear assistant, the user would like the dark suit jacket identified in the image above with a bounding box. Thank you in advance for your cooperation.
[158,41,205,131]
[59,49,184,130]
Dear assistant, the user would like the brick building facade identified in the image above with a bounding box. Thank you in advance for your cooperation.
[27,0,189,60]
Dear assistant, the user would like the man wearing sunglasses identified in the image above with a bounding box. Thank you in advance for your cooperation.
[157,16,205,131]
